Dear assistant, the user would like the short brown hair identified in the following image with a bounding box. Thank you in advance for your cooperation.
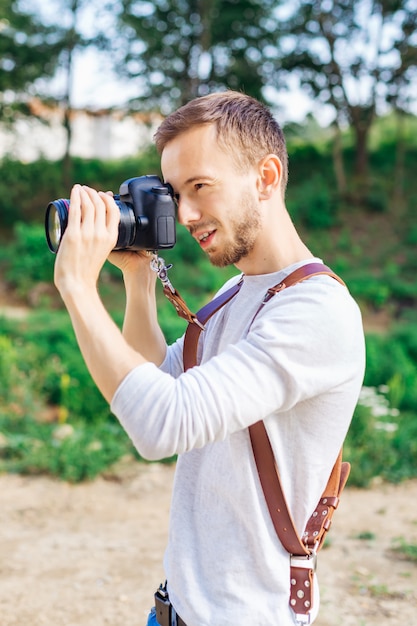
[154,91,288,195]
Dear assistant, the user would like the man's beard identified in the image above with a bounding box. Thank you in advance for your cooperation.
[208,193,262,268]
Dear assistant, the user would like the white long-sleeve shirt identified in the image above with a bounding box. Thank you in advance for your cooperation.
[111,258,365,626]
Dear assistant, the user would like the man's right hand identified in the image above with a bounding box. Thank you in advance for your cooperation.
[108,249,151,275]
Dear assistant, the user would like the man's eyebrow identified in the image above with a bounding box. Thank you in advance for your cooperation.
[184,175,214,185]
[164,175,215,192]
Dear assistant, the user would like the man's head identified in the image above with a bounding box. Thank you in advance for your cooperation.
[154,91,288,198]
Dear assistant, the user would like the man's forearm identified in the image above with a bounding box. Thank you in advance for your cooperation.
[62,285,146,404]
[122,270,167,365]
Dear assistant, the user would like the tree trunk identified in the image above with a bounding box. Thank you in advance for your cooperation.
[331,121,346,196]
[392,110,406,212]
[353,124,369,182]
[62,0,80,189]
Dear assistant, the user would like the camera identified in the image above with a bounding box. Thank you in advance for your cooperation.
[45,175,176,253]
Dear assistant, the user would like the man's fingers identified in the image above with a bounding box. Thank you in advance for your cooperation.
[68,184,82,228]
[99,191,120,233]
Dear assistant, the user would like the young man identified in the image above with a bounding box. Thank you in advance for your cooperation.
[54,91,365,625]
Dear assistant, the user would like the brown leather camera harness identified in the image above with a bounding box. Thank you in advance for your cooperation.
[152,256,351,625]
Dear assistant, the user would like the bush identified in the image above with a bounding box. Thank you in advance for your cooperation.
[0,148,162,230]
[0,157,64,226]
[0,312,112,423]
[345,404,394,488]
[1,222,55,297]
[287,175,338,229]
[0,412,140,482]
[345,386,417,487]
[365,329,417,411]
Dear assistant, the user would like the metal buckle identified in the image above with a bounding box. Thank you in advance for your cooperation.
[150,254,175,294]
[294,614,312,625]
[262,282,285,303]
[290,548,317,625]
[290,550,317,573]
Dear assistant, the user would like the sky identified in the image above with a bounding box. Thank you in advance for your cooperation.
[36,0,323,126]
[38,0,416,127]
[60,46,321,125]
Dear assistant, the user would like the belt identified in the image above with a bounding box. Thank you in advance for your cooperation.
[154,584,187,626]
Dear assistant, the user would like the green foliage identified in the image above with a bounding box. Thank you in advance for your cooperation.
[278,0,417,176]
[1,133,417,484]
[0,312,113,423]
[345,385,417,487]
[0,0,62,121]
[391,538,417,563]
[345,387,399,487]
[1,222,55,295]
[364,326,417,412]
[287,174,338,229]
[0,157,64,226]
[0,148,162,226]
[113,0,281,111]
[285,143,340,229]
[346,274,391,310]
[0,412,139,482]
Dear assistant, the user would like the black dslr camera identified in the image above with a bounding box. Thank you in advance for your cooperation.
[45,175,176,253]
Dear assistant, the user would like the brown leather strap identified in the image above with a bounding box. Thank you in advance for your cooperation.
[253,262,345,319]
[249,421,350,556]
[249,419,309,555]
[183,277,244,371]
[183,264,344,370]
[163,284,205,328]
[181,263,350,619]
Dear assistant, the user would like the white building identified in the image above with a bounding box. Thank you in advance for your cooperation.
[0,99,163,162]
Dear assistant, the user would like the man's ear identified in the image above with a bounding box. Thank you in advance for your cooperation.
[256,154,282,200]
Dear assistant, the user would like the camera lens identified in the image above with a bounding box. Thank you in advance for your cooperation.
[45,197,137,253]
[45,175,176,253]
[114,201,136,250]
[45,199,69,253]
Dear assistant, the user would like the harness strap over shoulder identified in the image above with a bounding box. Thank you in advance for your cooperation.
[183,276,244,372]
[181,263,350,624]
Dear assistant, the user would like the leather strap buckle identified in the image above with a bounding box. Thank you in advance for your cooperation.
[290,550,317,573]
[290,550,317,623]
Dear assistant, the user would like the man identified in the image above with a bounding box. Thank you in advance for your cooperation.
[54,91,365,625]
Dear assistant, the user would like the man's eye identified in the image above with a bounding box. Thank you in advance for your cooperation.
[195,183,204,191]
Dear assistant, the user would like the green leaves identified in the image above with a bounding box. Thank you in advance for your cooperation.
[0,0,62,117]
[113,0,282,111]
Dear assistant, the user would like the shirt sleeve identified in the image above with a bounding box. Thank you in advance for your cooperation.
[111,279,365,461]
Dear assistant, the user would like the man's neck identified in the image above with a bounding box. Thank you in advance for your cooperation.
[235,231,314,276]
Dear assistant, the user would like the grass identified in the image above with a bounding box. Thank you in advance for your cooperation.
[391,538,417,564]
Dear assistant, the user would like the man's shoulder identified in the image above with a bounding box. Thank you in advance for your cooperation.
[213,273,244,298]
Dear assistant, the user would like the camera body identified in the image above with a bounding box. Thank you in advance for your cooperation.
[115,175,176,251]
[45,175,176,253]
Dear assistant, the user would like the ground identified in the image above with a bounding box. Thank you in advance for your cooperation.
[1,461,417,626]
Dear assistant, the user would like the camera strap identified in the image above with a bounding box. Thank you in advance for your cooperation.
[151,254,205,330]
[181,262,351,625]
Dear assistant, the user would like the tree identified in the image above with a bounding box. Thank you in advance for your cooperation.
[109,0,282,113]
[28,0,112,182]
[47,0,92,183]
[0,0,62,122]
[277,0,417,195]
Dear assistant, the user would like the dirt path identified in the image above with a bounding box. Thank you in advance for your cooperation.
[1,463,416,626]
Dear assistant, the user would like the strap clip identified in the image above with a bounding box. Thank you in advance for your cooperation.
[262,282,285,303]
[290,549,317,573]
[150,254,204,329]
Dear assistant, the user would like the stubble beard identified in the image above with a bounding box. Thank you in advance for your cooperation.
[208,193,262,268]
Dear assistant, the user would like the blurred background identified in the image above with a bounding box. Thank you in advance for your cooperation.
[1,0,417,486]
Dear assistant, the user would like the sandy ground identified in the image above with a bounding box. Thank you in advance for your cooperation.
[1,461,417,626]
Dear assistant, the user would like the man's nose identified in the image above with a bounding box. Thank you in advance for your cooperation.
[177,199,201,226]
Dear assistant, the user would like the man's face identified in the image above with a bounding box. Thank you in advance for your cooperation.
[161,124,262,268]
